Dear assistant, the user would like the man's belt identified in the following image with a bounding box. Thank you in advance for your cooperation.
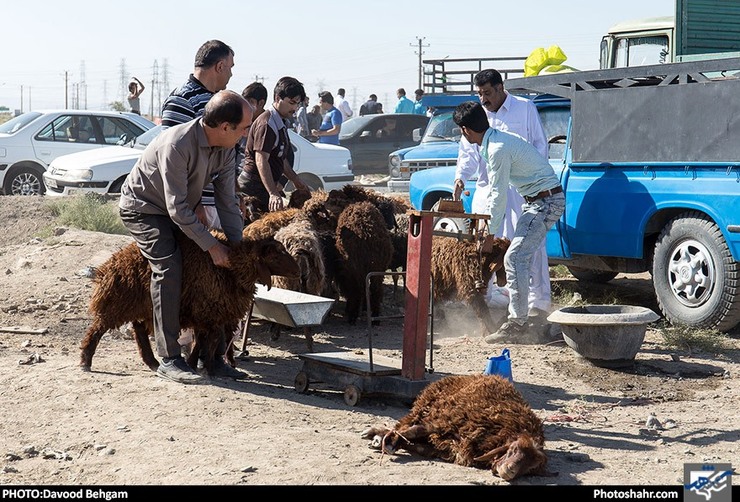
[523,185,563,203]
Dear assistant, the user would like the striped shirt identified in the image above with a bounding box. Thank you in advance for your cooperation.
[161,75,217,205]
[161,75,213,127]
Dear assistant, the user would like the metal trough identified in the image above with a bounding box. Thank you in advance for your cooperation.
[251,284,335,328]
[239,285,335,355]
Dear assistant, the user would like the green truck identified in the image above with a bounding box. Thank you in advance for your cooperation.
[600,0,740,69]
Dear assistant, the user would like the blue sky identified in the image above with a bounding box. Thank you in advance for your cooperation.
[2,0,674,115]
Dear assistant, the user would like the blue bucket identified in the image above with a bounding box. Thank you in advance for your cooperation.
[485,348,513,382]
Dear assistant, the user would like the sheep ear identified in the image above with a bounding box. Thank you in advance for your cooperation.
[257,264,273,290]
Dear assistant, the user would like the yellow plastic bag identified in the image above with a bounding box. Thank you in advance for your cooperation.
[524,45,570,76]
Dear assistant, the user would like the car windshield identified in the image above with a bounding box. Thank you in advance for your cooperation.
[338,117,373,139]
[0,112,42,134]
[129,125,162,149]
[421,112,461,143]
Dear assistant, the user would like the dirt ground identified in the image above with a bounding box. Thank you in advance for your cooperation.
[0,195,738,486]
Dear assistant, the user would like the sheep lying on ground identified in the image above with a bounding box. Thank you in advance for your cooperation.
[431,235,510,336]
[361,374,552,481]
[79,231,300,375]
[335,200,393,325]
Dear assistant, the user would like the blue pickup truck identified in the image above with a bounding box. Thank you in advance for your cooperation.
[408,58,740,333]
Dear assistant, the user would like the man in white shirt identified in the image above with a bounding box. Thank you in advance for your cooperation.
[453,68,553,337]
[453,101,563,343]
[336,88,353,121]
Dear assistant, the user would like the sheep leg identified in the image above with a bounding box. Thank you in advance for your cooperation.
[469,294,501,336]
[132,321,159,371]
[361,425,392,439]
[345,290,361,325]
[79,320,108,371]
[187,335,202,371]
[301,327,314,352]
[193,327,226,376]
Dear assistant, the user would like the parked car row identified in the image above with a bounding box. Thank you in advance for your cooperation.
[44,125,354,197]
[0,110,155,195]
[2,109,425,198]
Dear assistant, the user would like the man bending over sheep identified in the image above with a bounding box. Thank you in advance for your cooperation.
[453,101,564,344]
[118,90,253,384]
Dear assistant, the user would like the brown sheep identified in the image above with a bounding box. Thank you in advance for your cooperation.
[243,208,300,240]
[335,201,393,325]
[242,188,311,225]
[79,232,300,375]
[361,374,552,481]
[273,218,326,296]
[431,235,510,336]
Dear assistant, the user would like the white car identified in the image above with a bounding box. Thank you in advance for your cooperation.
[0,110,155,195]
[44,126,355,196]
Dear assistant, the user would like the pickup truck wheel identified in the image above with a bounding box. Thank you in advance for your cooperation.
[566,266,618,283]
[652,212,740,331]
[433,217,469,234]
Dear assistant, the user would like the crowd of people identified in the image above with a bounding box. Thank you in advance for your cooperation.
[119,38,557,385]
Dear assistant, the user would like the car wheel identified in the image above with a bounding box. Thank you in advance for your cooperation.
[109,177,126,194]
[566,266,619,283]
[284,174,322,192]
[6,167,45,196]
[652,211,740,331]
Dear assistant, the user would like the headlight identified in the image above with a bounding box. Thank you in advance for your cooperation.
[389,154,401,177]
[62,169,94,181]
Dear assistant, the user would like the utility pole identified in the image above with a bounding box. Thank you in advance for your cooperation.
[253,74,266,83]
[80,60,87,110]
[119,59,128,104]
[20,86,23,113]
[64,71,69,109]
[410,36,430,90]
[150,59,159,118]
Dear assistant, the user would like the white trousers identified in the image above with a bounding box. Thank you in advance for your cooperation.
[472,184,551,312]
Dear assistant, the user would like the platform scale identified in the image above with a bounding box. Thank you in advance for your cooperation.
[294,205,489,406]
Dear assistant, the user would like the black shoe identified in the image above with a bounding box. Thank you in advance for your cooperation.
[157,357,205,385]
[198,357,247,380]
[484,320,527,344]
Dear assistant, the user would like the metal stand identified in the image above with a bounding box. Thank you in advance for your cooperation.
[294,209,489,406]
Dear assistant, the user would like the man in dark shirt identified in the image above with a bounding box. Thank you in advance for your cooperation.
[161,40,235,228]
[238,76,310,213]
[359,94,381,116]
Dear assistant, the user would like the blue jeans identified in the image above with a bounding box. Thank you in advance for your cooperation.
[505,192,565,324]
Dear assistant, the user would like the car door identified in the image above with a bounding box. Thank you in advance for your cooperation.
[396,115,429,149]
[32,114,104,168]
[92,115,148,145]
[348,115,412,174]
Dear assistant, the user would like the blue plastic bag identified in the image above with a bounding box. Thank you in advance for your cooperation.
[485,348,512,382]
